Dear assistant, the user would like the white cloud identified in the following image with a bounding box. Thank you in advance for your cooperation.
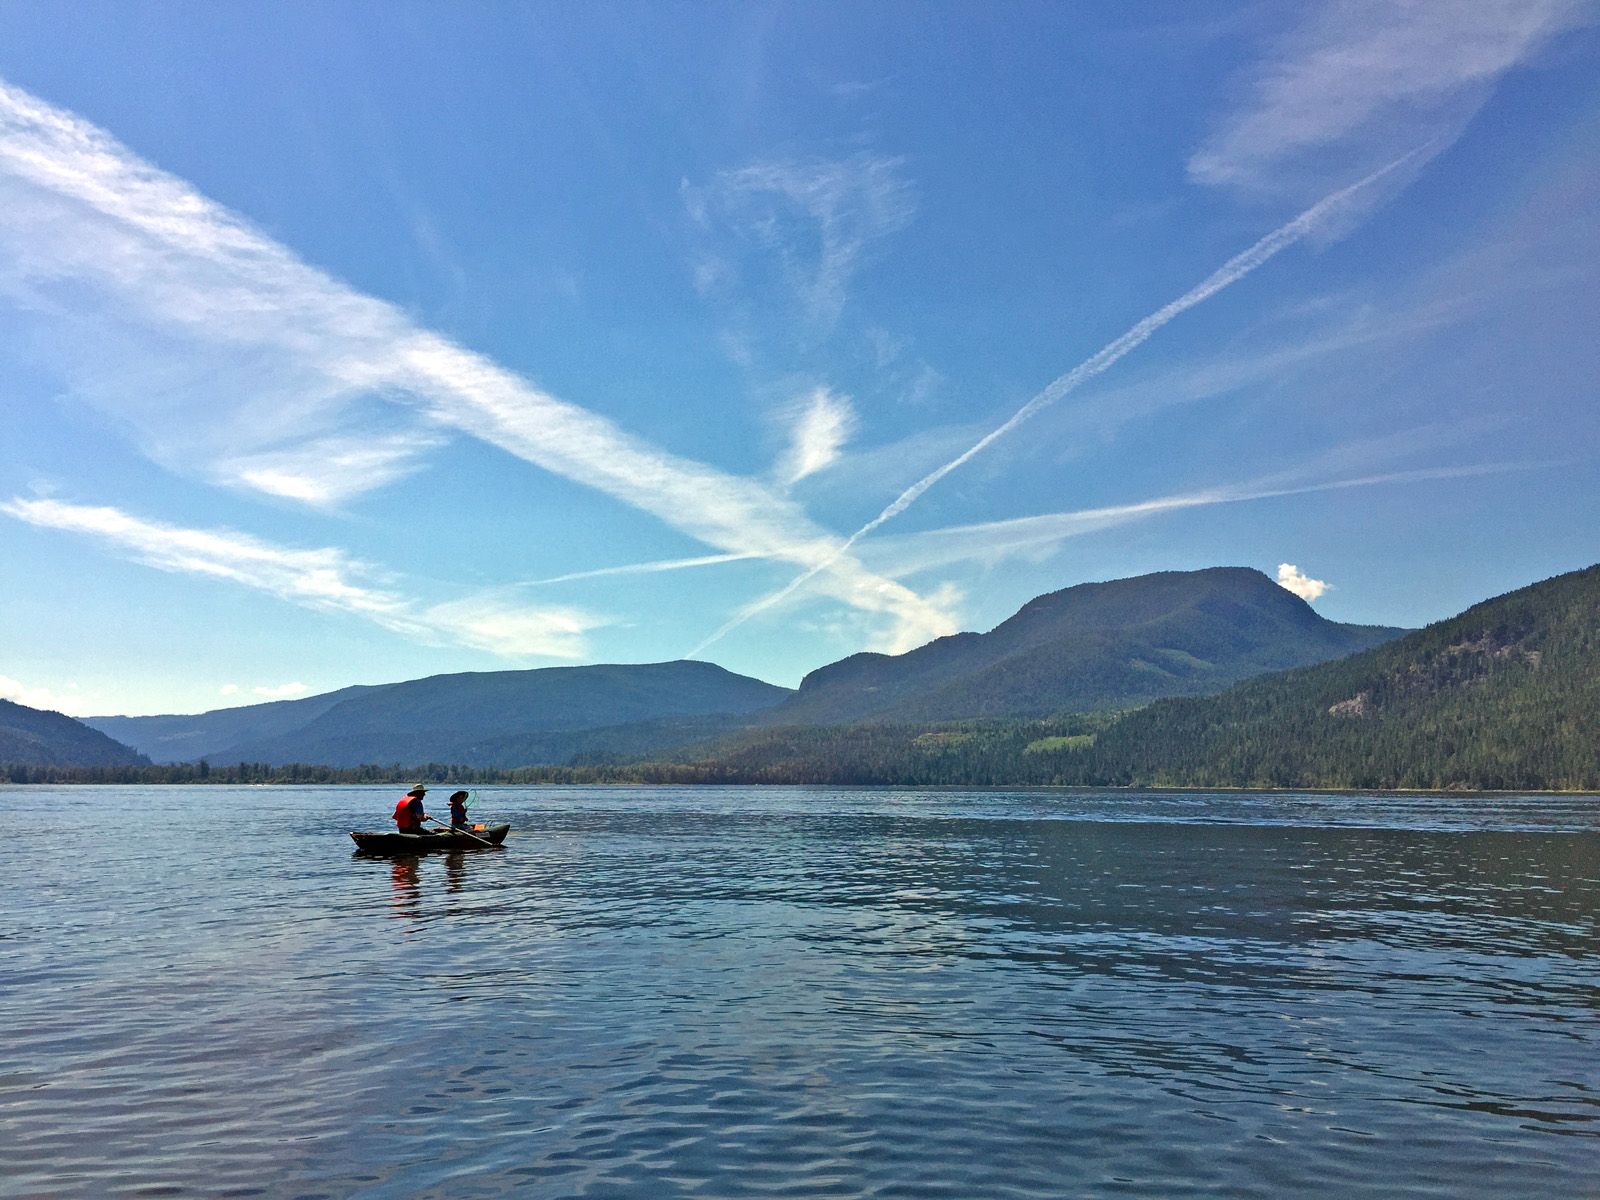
[0,79,957,653]
[393,334,955,645]
[685,154,915,332]
[1277,562,1331,602]
[0,674,91,715]
[218,680,314,702]
[776,387,857,485]
[251,682,311,700]
[0,497,607,660]
[419,595,597,660]
[1190,0,1594,194]
[225,432,450,506]
[0,85,443,507]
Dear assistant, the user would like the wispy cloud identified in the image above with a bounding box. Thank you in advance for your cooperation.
[0,497,605,660]
[418,593,600,659]
[217,680,323,702]
[685,154,915,333]
[241,681,312,700]
[1276,563,1330,601]
[1190,0,1594,194]
[224,432,451,506]
[689,156,1417,654]
[0,673,95,715]
[1047,313,1506,468]
[776,387,857,485]
[845,157,1418,538]
[393,335,956,648]
[0,86,449,506]
[675,461,1516,644]
[0,79,957,653]
[829,78,891,102]
[861,462,1526,579]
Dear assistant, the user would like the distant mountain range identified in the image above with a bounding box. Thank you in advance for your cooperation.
[59,566,1414,770]
[37,562,1596,787]
[87,684,379,765]
[1,699,147,768]
[764,567,1406,724]
[86,660,791,768]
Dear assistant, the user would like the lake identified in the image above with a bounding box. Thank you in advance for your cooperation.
[3,785,1597,1198]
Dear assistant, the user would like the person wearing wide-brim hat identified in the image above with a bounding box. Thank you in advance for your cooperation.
[447,790,470,829]
[392,784,431,834]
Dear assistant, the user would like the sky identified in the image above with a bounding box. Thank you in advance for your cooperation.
[1,1,1597,717]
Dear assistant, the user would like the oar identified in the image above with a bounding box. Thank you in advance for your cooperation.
[425,814,496,848]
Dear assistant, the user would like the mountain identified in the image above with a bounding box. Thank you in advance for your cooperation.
[623,565,1599,790]
[1,699,149,767]
[765,567,1407,725]
[1062,562,1600,790]
[87,684,376,764]
[87,661,790,767]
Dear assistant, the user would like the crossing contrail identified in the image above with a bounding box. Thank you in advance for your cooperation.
[689,150,1422,656]
[520,551,761,588]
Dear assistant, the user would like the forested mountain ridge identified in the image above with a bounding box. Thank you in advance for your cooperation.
[1061,562,1600,790]
[766,567,1406,724]
[0,698,149,767]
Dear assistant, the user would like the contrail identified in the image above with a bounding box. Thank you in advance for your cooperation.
[0,78,955,651]
[873,461,1531,575]
[521,551,762,588]
[545,460,1525,591]
[689,151,1420,656]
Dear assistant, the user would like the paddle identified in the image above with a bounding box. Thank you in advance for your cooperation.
[425,814,496,848]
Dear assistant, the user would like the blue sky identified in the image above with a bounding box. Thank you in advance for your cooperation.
[1,1,1596,716]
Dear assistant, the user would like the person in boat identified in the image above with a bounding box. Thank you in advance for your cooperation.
[447,790,470,829]
[392,784,433,835]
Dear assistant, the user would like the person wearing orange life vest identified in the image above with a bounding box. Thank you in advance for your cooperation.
[393,784,432,834]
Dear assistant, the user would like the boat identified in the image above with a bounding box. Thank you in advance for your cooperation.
[350,823,511,854]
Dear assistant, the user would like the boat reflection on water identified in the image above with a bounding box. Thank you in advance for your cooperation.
[388,856,421,919]
[444,850,466,894]
[373,849,478,917]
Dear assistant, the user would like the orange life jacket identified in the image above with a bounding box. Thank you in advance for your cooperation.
[393,796,422,832]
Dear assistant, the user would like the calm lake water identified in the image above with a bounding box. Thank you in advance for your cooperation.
[3,785,1598,1199]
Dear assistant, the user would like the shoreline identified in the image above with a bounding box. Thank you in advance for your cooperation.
[5,778,1598,798]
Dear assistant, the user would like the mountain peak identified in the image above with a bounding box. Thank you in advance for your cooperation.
[779,567,1406,724]
[1075,561,1600,789]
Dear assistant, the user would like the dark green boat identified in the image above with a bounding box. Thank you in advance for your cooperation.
[350,823,510,854]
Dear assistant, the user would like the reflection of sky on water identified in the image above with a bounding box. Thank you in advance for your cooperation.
[2,784,1597,1198]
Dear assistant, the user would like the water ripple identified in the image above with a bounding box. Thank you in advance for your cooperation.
[2,785,1597,1198]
